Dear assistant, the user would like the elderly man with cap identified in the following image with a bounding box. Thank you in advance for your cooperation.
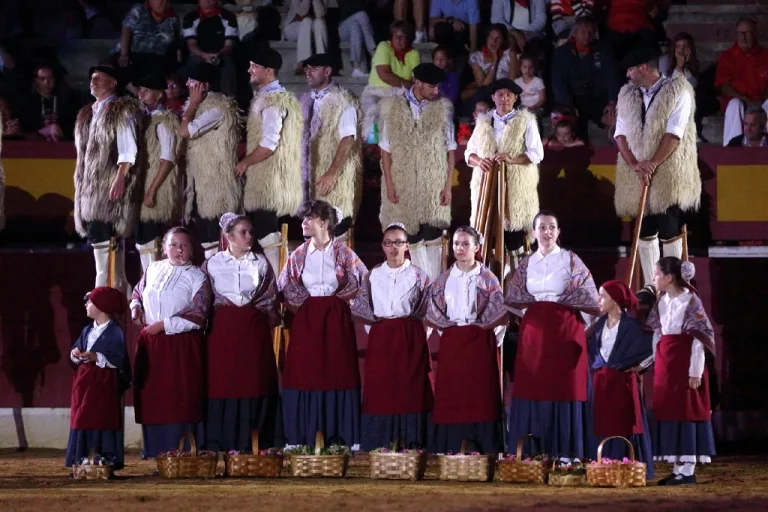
[299,53,362,245]
[614,44,699,288]
[179,61,242,260]
[465,78,543,271]
[235,47,302,273]
[378,62,455,279]
[73,64,143,292]
[134,74,180,272]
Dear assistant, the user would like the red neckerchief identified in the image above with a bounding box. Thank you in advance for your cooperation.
[145,1,176,21]
[568,36,593,55]
[516,0,529,7]
[559,0,574,15]
[198,6,222,20]
[481,45,503,61]
[392,42,411,65]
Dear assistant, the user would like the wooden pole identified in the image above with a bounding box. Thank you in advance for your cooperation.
[107,237,116,288]
[480,170,497,262]
[272,223,290,365]
[441,229,450,273]
[495,164,507,281]
[473,170,489,232]
[625,184,649,287]
[681,224,689,261]
[347,227,355,251]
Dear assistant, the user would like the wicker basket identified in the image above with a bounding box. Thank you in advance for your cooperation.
[586,436,647,488]
[72,453,113,481]
[369,439,427,481]
[548,459,588,487]
[290,432,349,478]
[156,431,218,479]
[224,429,284,478]
[497,434,548,484]
[438,440,494,482]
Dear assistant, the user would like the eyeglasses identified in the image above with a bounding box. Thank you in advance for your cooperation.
[382,240,408,247]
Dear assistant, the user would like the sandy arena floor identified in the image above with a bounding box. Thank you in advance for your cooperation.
[1,451,768,511]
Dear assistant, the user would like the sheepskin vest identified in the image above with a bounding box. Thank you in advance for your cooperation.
[360,84,406,137]
[0,112,4,231]
[379,95,453,234]
[469,110,540,233]
[244,90,303,216]
[73,96,144,238]
[614,75,700,217]
[185,92,242,221]
[140,109,180,223]
[300,85,363,220]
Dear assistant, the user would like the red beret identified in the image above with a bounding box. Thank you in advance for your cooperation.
[601,280,638,316]
[88,287,126,315]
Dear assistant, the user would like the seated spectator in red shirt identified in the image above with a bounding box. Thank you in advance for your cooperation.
[18,63,82,141]
[715,18,768,146]
[726,107,768,147]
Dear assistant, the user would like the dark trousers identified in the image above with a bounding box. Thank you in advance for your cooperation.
[572,94,610,141]
[85,221,115,244]
[406,224,444,244]
[639,206,681,240]
[247,209,281,241]
[135,221,168,246]
[504,230,527,251]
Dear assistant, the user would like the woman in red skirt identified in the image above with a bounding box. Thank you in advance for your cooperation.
[645,257,716,486]
[277,200,369,449]
[504,210,600,459]
[352,222,432,451]
[131,227,212,458]
[426,226,509,454]
[202,213,284,451]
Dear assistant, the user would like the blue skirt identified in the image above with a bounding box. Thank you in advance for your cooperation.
[651,418,716,462]
[360,412,430,452]
[142,422,205,459]
[65,429,124,470]
[206,396,285,452]
[507,399,591,458]
[429,421,505,454]
[282,389,361,447]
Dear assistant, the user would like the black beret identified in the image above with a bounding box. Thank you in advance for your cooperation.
[88,64,121,82]
[620,44,662,69]
[412,63,447,85]
[187,62,217,85]
[251,47,283,71]
[134,74,167,91]
[489,78,522,96]
[303,53,333,68]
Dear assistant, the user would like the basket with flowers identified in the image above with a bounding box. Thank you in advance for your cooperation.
[156,431,218,479]
[497,434,549,484]
[224,429,284,477]
[284,432,351,477]
[438,439,494,482]
[72,453,116,480]
[586,436,646,487]
[547,458,588,487]
[369,439,427,480]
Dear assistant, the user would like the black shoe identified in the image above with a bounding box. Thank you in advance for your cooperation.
[657,473,676,485]
[665,474,696,486]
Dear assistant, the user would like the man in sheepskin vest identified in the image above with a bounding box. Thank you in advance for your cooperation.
[73,65,143,292]
[614,44,699,287]
[135,74,180,272]
[299,53,362,246]
[236,47,302,273]
[179,62,242,260]
[465,78,544,271]
[379,63,455,279]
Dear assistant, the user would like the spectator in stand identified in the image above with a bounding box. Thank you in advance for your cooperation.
[183,0,239,97]
[0,94,22,140]
[394,0,428,44]
[433,46,460,105]
[660,32,706,142]
[165,73,187,119]
[0,44,24,98]
[491,0,547,41]
[338,0,377,78]
[282,0,329,75]
[551,17,619,140]
[429,0,481,54]
[114,0,180,93]
[18,63,81,141]
[457,96,491,145]
[607,0,670,48]
[726,107,768,147]
[463,24,518,115]
[515,55,545,114]
[550,0,595,46]
[544,118,585,150]
[715,19,768,147]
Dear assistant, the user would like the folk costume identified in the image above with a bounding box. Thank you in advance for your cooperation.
[352,259,433,451]
[614,46,699,287]
[65,287,130,470]
[73,66,143,292]
[136,75,180,271]
[426,262,508,454]
[465,79,543,270]
[183,63,242,259]
[131,260,212,457]
[379,63,455,280]
[504,246,600,459]
[202,248,284,451]
[277,238,369,448]
[587,280,654,478]
[643,270,716,483]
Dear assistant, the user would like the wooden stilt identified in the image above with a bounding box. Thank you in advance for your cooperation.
[625,184,649,288]
[347,227,355,251]
[273,223,290,365]
[107,237,116,288]
[441,230,450,273]
[681,224,689,262]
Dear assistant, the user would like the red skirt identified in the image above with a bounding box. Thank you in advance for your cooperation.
[134,330,205,425]
[512,302,588,402]
[207,305,277,399]
[592,366,644,437]
[362,318,433,415]
[70,363,122,431]
[282,296,360,391]
[432,325,501,424]
[653,334,711,422]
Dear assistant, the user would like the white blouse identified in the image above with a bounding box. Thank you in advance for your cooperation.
[369,259,421,319]
[599,319,620,363]
[69,320,115,369]
[206,249,264,306]
[644,289,705,378]
[131,260,206,334]
[526,246,570,302]
[302,239,339,297]
[444,263,505,346]
[464,108,544,166]
[469,50,512,81]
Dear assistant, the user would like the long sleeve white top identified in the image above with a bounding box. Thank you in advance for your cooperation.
[187,107,223,139]
[92,95,138,165]
[464,108,544,165]
[614,76,693,140]
[150,107,176,163]
[525,246,593,325]
[254,80,288,151]
[313,84,358,140]
[301,239,340,297]
[599,319,620,362]
[369,259,421,319]
[70,320,115,369]
[206,249,264,306]
[444,263,505,346]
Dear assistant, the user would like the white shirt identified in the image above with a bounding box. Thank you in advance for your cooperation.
[369,259,421,319]
[464,109,544,165]
[255,80,288,151]
[187,107,223,139]
[469,50,513,81]
[206,249,263,306]
[515,76,546,109]
[150,107,176,163]
[312,84,358,140]
[614,76,693,140]
[91,95,138,165]
[378,97,458,153]
[525,246,570,302]
[130,260,206,334]
[599,319,620,363]
[301,239,339,297]
[69,320,115,369]
[643,289,705,378]
[444,263,505,346]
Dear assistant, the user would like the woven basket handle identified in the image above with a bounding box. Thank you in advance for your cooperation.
[515,434,541,459]
[459,439,469,455]
[393,438,400,453]
[251,429,260,454]
[89,449,97,465]
[596,436,635,464]
[178,430,197,457]
[314,431,325,456]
